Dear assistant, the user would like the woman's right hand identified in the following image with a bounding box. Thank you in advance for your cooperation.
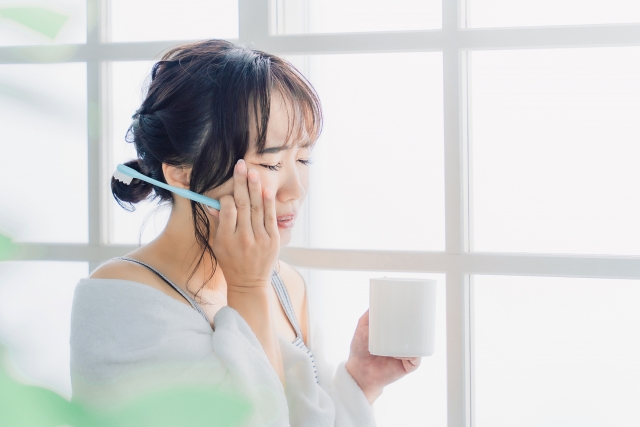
[209,159,280,291]
[208,159,286,385]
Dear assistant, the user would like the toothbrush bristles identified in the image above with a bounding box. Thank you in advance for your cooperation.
[113,169,134,185]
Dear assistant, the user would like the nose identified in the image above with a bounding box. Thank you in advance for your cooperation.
[276,159,306,202]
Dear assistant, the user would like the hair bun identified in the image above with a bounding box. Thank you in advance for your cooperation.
[111,159,154,211]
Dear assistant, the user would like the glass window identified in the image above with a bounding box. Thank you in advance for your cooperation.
[467,0,640,28]
[472,275,640,426]
[0,261,89,400]
[273,0,441,34]
[303,268,447,427]
[109,61,170,245]
[110,0,238,42]
[286,53,445,251]
[470,48,640,255]
[0,0,86,46]
[0,63,87,243]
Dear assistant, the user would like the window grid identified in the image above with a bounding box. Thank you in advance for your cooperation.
[1,1,640,426]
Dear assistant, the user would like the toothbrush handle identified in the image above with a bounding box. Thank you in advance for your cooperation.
[172,187,221,210]
[117,164,221,210]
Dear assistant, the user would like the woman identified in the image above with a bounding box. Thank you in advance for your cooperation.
[70,39,420,426]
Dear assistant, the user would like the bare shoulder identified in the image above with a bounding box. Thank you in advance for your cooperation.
[91,259,141,280]
[90,258,191,306]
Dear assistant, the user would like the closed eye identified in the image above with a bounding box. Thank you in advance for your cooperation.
[260,158,314,171]
[260,163,282,171]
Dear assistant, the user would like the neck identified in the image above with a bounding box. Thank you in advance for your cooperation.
[147,200,223,294]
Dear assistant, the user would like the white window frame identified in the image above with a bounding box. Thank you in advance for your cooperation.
[2,0,640,425]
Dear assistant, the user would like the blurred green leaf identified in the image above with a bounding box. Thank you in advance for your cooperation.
[99,385,253,427]
[0,232,15,261]
[0,344,253,427]
[0,7,69,39]
[0,349,89,427]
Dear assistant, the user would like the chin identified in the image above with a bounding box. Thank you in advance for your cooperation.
[278,229,292,247]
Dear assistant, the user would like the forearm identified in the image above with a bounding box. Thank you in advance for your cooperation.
[227,286,285,386]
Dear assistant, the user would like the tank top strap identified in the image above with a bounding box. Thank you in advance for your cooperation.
[271,268,304,340]
[117,256,210,324]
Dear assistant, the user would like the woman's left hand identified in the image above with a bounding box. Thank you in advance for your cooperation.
[344,310,421,404]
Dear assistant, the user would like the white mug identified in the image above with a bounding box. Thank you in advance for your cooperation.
[369,277,437,357]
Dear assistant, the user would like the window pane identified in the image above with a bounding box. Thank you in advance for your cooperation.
[470,48,640,255]
[110,0,238,42]
[0,0,85,46]
[472,275,640,427]
[287,53,445,251]
[301,268,446,427]
[274,0,441,34]
[467,0,640,28]
[0,261,89,399]
[0,63,87,243]
[109,61,170,245]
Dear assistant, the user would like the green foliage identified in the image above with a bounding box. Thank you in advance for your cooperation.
[0,232,15,261]
[0,7,69,39]
[0,345,253,427]
[0,354,88,427]
[99,385,253,427]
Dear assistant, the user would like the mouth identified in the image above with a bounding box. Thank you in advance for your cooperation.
[277,213,296,229]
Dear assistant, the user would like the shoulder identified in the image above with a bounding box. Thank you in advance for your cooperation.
[90,258,158,287]
[89,258,191,307]
[91,258,142,279]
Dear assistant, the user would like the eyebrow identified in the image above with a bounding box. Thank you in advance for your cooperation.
[257,145,290,155]
[255,140,314,156]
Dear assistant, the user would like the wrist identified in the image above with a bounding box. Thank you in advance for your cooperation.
[227,282,271,295]
[345,360,383,405]
[360,385,383,405]
[226,285,272,315]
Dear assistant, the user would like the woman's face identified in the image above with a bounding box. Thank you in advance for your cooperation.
[205,91,312,247]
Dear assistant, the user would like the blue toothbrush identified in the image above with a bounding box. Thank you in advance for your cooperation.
[113,164,221,211]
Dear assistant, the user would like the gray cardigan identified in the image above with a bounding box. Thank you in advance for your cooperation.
[70,278,376,427]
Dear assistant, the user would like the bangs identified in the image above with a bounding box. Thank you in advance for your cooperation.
[251,56,323,155]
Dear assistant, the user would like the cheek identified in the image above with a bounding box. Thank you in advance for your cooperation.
[258,171,276,191]
[204,176,234,200]
[300,166,309,187]
[297,166,310,197]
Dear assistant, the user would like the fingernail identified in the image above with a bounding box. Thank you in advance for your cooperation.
[237,159,244,164]
[248,169,258,182]
[236,159,246,174]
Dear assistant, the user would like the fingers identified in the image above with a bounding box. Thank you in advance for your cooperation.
[214,159,277,243]
[247,168,266,238]
[263,187,279,239]
[392,357,419,363]
[357,309,370,327]
[216,195,236,237]
[392,357,421,373]
[404,357,421,372]
[205,205,220,220]
[233,159,251,234]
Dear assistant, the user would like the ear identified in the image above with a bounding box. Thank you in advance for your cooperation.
[162,163,191,189]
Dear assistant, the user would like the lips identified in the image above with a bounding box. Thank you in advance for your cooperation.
[277,213,296,228]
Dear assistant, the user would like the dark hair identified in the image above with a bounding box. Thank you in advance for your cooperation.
[111,39,322,298]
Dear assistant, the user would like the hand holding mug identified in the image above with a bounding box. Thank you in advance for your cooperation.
[345,310,422,405]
